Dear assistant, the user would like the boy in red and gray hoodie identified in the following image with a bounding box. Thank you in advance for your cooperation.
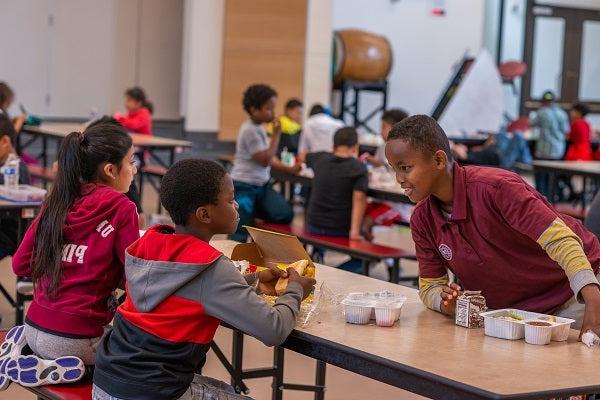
[93,159,315,400]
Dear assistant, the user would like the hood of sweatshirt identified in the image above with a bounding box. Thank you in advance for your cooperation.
[124,225,223,312]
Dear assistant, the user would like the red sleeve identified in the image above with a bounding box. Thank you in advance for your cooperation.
[113,200,140,267]
[493,176,559,241]
[569,121,584,144]
[115,109,150,134]
[410,207,448,279]
[12,219,39,277]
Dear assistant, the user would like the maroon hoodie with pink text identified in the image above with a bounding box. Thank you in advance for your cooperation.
[12,183,140,338]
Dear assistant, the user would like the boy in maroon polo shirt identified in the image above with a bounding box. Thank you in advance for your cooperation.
[385,115,600,336]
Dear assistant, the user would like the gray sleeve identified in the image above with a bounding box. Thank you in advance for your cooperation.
[241,125,269,157]
[199,258,303,347]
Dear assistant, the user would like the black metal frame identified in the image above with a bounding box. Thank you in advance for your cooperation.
[212,328,326,400]
[532,162,600,210]
[334,79,388,134]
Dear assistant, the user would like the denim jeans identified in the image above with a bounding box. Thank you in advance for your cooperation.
[229,180,294,242]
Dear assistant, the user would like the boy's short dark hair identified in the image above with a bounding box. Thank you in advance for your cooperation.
[160,159,227,226]
[309,104,325,117]
[242,84,277,114]
[382,109,409,125]
[333,127,358,148]
[285,98,303,110]
[572,102,590,117]
[387,114,453,161]
[0,113,16,145]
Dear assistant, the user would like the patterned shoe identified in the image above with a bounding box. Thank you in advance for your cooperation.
[0,325,27,390]
[6,354,85,387]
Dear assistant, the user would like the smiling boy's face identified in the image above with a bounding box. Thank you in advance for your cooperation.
[385,138,449,203]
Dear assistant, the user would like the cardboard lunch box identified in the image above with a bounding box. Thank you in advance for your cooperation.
[231,226,316,272]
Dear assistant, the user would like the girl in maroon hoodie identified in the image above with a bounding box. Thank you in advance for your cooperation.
[0,118,139,390]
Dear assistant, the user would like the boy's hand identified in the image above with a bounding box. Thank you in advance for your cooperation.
[257,265,288,296]
[271,118,282,137]
[287,267,316,300]
[580,284,600,339]
[440,283,462,316]
[288,164,302,175]
[349,231,364,241]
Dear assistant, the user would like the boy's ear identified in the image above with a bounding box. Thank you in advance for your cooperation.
[194,206,211,224]
[433,149,449,169]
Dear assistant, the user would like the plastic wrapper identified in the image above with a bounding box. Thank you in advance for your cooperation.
[581,330,600,348]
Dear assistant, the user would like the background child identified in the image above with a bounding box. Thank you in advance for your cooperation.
[2,119,140,390]
[564,102,592,161]
[306,127,369,273]
[0,81,27,133]
[530,90,570,198]
[113,86,153,135]
[93,159,315,400]
[385,115,600,337]
[269,98,303,155]
[298,104,344,157]
[365,108,409,168]
[230,84,300,242]
[0,114,31,259]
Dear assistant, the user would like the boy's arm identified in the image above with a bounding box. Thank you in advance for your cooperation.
[199,257,303,347]
[251,121,281,167]
[350,191,367,240]
[411,218,450,312]
[495,178,599,298]
[114,112,147,132]
[271,157,301,175]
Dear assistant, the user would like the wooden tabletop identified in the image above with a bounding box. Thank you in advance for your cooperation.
[23,123,193,149]
[212,239,600,399]
[533,160,600,177]
[0,199,42,209]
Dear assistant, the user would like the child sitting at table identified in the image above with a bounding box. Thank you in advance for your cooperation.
[565,102,592,161]
[306,127,369,273]
[113,86,153,136]
[298,104,344,157]
[365,108,409,168]
[0,114,31,260]
[93,159,315,400]
[0,118,140,390]
[269,98,303,156]
[230,84,300,242]
[385,114,600,337]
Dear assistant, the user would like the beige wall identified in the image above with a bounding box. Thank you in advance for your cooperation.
[218,0,308,141]
[0,0,182,120]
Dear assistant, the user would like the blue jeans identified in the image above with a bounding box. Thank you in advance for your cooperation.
[306,224,363,274]
[496,130,533,169]
[229,180,294,242]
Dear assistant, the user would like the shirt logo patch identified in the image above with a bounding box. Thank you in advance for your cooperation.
[439,244,452,261]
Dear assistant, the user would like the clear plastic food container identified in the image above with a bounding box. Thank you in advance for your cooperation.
[0,184,46,202]
[341,292,406,326]
[479,309,575,342]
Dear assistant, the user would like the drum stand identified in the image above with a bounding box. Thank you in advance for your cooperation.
[334,79,388,134]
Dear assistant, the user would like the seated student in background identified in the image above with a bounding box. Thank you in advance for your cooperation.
[230,84,300,242]
[530,90,570,198]
[298,104,344,158]
[564,102,592,161]
[0,81,26,133]
[93,159,315,400]
[365,108,409,168]
[113,86,153,135]
[306,127,369,273]
[0,119,140,390]
[385,115,600,336]
[269,98,303,156]
[0,114,31,260]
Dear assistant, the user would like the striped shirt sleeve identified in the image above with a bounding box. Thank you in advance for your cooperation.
[537,218,600,300]
[418,275,449,312]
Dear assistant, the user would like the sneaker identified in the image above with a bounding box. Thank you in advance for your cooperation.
[0,325,27,390]
[5,354,84,387]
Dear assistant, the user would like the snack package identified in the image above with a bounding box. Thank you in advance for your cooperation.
[582,330,600,348]
[455,290,487,328]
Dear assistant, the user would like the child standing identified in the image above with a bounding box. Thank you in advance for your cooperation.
[385,115,600,337]
[0,114,31,259]
[564,102,592,161]
[113,86,153,135]
[0,119,140,390]
[306,127,369,272]
[230,84,300,242]
[93,159,315,400]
